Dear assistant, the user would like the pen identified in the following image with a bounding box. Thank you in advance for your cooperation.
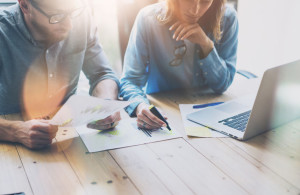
[149,105,171,131]
[193,102,224,109]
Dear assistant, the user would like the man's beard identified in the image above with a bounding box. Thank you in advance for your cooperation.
[31,19,69,47]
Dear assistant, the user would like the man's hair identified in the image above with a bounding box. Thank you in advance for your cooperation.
[157,0,226,42]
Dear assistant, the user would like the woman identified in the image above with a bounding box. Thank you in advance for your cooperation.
[120,0,238,130]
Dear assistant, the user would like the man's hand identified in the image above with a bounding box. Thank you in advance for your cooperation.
[87,111,121,130]
[13,120,58,149]
[89,79,121,130]
[169,21,214,58]
[135,103,167,130]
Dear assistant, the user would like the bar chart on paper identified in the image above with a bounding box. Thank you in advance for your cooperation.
[76,118,182,152]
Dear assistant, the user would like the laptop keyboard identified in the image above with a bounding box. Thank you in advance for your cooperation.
[218,110,251,132]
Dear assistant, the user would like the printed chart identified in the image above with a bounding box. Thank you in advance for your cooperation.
[76,118,182,152]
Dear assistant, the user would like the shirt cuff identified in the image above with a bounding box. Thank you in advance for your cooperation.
[124,97,150,117]
[197,47,223,81]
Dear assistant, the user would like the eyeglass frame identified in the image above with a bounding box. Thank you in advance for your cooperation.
[169,44,187,67]
[28,0,85,24]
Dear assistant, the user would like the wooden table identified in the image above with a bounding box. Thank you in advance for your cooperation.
[1,77,299,195]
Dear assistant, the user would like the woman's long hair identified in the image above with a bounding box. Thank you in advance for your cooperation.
[157,0,226,42]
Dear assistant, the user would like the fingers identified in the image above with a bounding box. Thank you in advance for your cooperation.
[180,28,198,40]
[177,25,197,41]
[94,112,121,125]
[14,120,56,149]
[170,21,201,41]
[87,112,121,130]
[137,109,166,130]
[31,120,58,134]
[137,118,160,130]
[26,139,53,149]
[87,122,116,130]
[29,130,51,140]
[27,120,57,142]
[169,21,181,31]
[173,23,186,40]
[137,112,161,129]
[136,103,168,130]
[23,135,53,149]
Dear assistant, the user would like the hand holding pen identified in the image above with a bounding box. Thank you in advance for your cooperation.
[136,102,169,130]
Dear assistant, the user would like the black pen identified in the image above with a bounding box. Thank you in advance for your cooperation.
[149,105,171,131]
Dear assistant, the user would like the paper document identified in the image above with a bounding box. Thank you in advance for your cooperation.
[179,104,227,138]
[50,95,131,127]
[76,118,181,152]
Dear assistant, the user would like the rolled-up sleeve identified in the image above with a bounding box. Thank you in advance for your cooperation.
[82,15,119,95]
[197,7,239,94]
[119,10,150,116]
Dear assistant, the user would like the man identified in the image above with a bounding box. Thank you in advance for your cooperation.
[0,0,120,149]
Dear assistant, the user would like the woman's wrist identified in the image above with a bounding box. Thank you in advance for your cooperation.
[136,102,147,115]
[198,39,214,59]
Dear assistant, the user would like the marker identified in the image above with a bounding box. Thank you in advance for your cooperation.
[149,105,171,131]
[193,102,224,109]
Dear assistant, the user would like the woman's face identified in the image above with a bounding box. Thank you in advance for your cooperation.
[177,0,214,23]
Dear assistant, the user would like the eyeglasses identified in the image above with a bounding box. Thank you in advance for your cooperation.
[169,44,187,67]
[28,0,85,24]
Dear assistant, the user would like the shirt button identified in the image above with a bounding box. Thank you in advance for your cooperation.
[204,72,208,75]
[200,62,203,66]
[49,73,54,78]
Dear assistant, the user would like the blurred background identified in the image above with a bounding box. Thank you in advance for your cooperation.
[1,0,300,92]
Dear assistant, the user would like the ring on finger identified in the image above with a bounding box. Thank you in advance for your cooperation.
[142,121,146,128]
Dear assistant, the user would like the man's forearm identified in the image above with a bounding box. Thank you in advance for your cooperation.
[92,79,119,100]
[0,118,17,142]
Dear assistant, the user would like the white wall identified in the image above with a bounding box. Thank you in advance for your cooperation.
[237,0,300,76]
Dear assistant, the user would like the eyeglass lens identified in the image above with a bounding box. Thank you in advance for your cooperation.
[169,44,186,66]
[50,8,85,24]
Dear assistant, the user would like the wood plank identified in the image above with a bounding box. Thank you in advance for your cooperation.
[147,138,248,194]
[189,137,299,194]
[110,143,194,195]
[0,143,33,195]
[5,114,86,195]
[263,123,300,152]
[224,124,300,189]
[56,126,140,195]
[0,115,33,195]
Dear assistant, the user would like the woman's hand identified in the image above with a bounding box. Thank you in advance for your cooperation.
[136,103,167,130]
[169,21,214,58]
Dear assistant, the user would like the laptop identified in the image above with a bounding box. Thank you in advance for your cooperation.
[187,59,300,140]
